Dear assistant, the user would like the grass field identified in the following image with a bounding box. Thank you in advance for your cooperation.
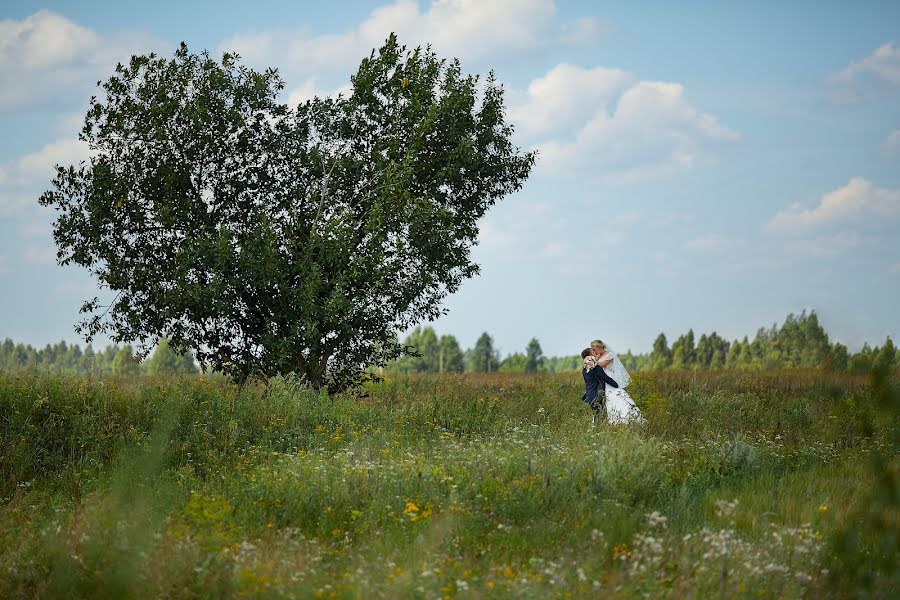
[1,370,897,598]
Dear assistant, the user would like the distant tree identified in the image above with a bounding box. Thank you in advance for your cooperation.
[393,326,442,373]
[849,343,874,375]
[825,343,849,371]
[438,334,465,372]
[524,338,545,373]
[649,333,672,370]
[112,345,142,376]
[695,333,713,369]
[671,329,696,370]
[709,332,729,369]
[146,338,196,375]
[498,352,527,372]
[544,355,581,372]
[873,338,896,373]
[469,332,499,372]
[39,37,534,391]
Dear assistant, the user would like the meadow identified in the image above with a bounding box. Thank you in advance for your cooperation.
[1,369,897,598]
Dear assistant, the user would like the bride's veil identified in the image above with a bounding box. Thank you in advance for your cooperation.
[604,344,631,388]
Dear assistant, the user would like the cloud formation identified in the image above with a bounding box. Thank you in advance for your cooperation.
[768,177,900,235]
[0,137,88,217]
[827,41,900,103]
[0,10,162,111]
[219,0,597,79]
[509,63,634,137]
[520,71,739,178]
[882,129,900,156]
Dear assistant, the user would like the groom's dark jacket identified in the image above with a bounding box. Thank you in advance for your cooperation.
[582,363,619,405]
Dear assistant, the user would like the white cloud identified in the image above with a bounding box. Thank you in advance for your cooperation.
[0,137,88,217]
[785,231,859,259]
[560,16,604,46]
[768,177,900,235]
[531,78,739,178]
[218,0,594,82]
[0,10,163,111]
[882,129,900,156]
[285,78,353,106]
[16,138,88,181]
[827,41,900,103]
[24,246,57,265]
[509,63,633,137]
[683,233,736,254]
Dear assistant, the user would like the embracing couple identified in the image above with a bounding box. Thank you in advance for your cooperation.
[581,339,643,425]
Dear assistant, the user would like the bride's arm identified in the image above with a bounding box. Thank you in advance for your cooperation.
[598,352,614,367]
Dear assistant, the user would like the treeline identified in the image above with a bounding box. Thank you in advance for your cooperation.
[389,328,566,373]
[390,311,897,374]
[0,338,197,376]
[618,311,897,374]
[3,311,896,376]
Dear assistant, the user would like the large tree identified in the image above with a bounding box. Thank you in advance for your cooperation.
[40,36,534,391]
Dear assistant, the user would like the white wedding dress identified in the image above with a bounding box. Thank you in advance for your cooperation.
[600,351,644,425]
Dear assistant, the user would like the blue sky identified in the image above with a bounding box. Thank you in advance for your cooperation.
[1,1,898,356]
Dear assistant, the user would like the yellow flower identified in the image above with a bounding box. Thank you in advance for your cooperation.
[401,77,410,87]
[818,504,828,512]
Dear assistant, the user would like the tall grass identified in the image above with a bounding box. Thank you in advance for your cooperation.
[0,369,896,598]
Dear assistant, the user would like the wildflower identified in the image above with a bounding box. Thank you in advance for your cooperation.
[818,504,828,512]
[715,499,739,518]
[646,511,668,530]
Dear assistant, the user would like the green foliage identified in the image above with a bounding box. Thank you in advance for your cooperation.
[827,365,900,596]
[391,327,465,373]
[629,311,889,374]
[145,338,198,375]
[670,329,696,370]
[39,36,534,391]
[498,352,527,372]
[111,345,141,377]
[468,332,499,372]
[650,333,672,370]
[524,337,545,373]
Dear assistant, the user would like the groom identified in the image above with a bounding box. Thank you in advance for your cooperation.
[581,346,618,417]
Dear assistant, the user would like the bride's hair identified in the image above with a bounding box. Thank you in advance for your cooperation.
[590,339,606,350]
[581,348,592,359]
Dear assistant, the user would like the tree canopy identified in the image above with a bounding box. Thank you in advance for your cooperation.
[39,36,534,391]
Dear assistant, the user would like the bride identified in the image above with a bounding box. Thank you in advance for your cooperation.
[590,339,644,424]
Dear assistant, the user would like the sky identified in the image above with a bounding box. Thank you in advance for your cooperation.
[1,0,899,357]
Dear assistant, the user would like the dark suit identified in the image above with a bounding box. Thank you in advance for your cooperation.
[582,363,619,410]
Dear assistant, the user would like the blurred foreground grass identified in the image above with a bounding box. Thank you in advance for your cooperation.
[1,370,897,598]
